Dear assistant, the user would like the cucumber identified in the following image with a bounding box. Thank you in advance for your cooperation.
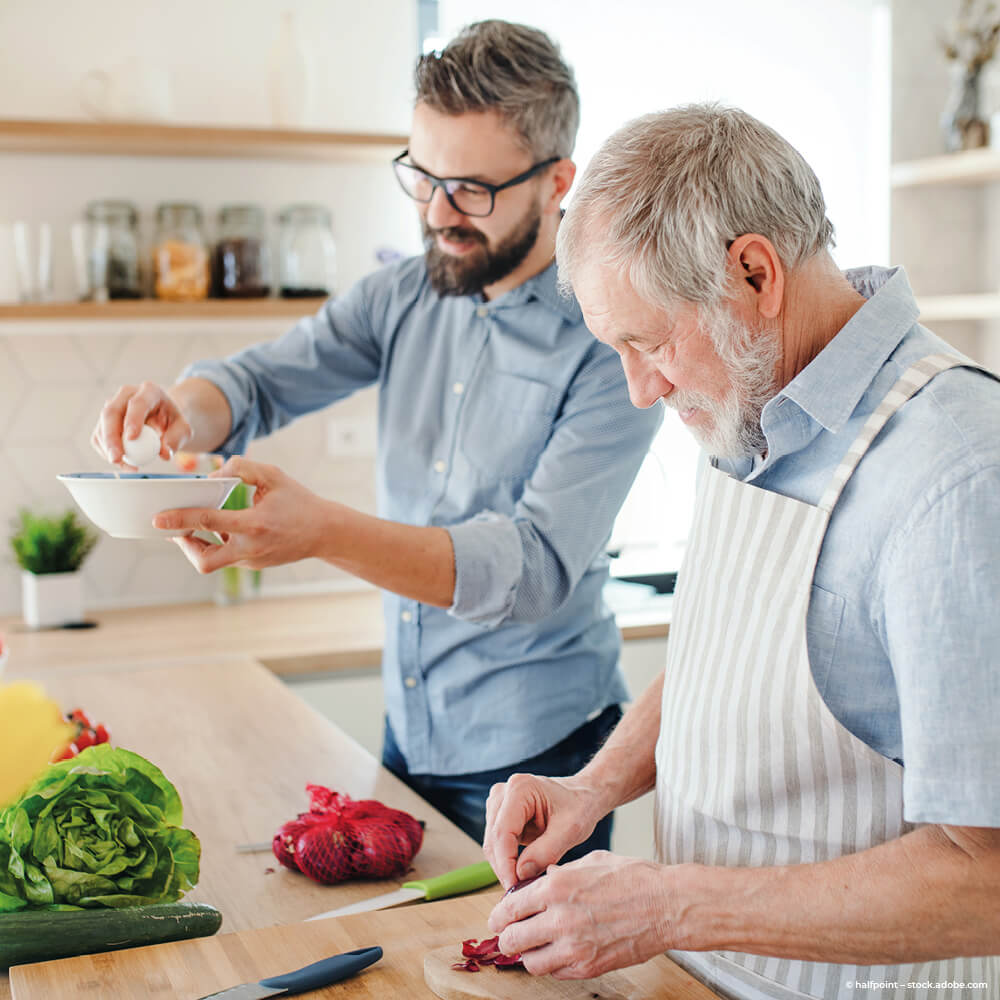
[0,901,223,970]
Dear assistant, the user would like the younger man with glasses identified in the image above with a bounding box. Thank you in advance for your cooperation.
[91,20,662,852]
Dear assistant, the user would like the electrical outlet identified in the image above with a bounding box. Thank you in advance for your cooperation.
[326,416,376,458]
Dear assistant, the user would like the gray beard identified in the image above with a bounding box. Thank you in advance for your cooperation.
[668,308,781,460]
[422,206,541,297]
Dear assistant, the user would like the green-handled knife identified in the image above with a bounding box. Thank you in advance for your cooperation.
[305,860,497,921]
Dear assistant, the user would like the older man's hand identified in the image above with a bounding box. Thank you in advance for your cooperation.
[487,851,675,979]
[483,772,609,890]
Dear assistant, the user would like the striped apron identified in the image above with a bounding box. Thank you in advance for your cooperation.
[654,354,1000,999]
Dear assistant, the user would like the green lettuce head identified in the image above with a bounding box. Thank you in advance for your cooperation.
[0,745,200,911]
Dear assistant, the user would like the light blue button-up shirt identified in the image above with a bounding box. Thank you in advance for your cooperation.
[184,257,662,775]
[715,266,1000,827]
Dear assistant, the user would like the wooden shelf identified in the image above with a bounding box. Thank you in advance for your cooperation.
[0,297,328,335]
[0,298,326,320]
[891,147,1000,188]
[916,293,1000,321]
[0,118,407,163]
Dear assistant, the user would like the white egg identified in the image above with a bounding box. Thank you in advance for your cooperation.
[122,424,162,468]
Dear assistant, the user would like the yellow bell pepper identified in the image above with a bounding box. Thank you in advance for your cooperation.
[0,682,75,807]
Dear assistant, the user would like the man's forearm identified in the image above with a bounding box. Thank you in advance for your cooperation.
[169,378,233,454]
[669,823,1000,964]
[575,670,663,815]
[318,503,456,607]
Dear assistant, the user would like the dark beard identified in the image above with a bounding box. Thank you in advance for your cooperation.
[423,206,542,297]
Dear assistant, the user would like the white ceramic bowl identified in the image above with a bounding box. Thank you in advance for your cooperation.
[58,473,241,540]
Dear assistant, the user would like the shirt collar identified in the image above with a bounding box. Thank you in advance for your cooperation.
[479,260,582,322]
[772,265,920,435]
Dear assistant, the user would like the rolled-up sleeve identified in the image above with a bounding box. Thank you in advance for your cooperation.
[446,344,662,627]
[447,511,524,627]
[182,279,384,456]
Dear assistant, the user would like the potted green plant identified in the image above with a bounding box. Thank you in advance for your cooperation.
[10,509,98,628]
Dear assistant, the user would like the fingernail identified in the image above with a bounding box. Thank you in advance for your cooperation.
[518,862,538,880]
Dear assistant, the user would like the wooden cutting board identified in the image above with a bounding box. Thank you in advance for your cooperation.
[10,894,719,999]
[424,943,651,999]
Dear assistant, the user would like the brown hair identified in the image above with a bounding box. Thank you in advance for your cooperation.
[414,20,579,160]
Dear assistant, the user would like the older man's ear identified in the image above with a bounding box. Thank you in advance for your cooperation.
[727,234,785,320]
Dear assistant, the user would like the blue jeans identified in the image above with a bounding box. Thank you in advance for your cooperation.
[381,704,623,861]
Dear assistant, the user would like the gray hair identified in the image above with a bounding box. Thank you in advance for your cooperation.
[414,20,579,160]
[557,104,835,310]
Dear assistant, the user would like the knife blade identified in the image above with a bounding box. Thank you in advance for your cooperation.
[196,945,382,1000]
[306,859,497,921]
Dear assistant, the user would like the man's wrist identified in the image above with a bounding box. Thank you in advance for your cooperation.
[316,498,350,566]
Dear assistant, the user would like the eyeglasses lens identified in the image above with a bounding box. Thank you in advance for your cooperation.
[394,162,493,217]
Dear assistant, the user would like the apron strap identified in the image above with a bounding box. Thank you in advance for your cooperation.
[818,353,966,512]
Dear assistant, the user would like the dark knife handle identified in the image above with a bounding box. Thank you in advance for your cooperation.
[258,946,383,994]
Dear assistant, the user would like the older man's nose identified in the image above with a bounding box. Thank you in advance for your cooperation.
[622,351,671,409]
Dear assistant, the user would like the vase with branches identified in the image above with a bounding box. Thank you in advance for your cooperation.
[939,0,1000,151]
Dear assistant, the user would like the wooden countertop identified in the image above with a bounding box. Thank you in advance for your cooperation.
[10,893,719,999]
[1,656,488,999]
[0,588,670,676]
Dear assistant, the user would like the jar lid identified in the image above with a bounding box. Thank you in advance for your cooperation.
[218,204,265,226]
[277,203,332,224]
[85,200,139,223]
[155,202,203,223]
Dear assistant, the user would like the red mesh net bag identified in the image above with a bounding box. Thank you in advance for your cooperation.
[273,784,424,884]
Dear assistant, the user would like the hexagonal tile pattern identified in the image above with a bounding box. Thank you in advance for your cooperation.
[6,335,91,383]
[6,384,92,444]
[0,338,29,439]
[0,330,379,616]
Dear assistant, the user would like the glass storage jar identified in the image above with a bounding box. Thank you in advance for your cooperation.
[84,200,142,300]
[276,204,336,298]
[152,202,210,301]
[213,204,271,298]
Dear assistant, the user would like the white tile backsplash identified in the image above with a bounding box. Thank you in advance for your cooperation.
[0,330,378,617]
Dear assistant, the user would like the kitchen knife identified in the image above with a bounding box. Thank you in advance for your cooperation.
[195,945,382,999]
[306,859,497,921]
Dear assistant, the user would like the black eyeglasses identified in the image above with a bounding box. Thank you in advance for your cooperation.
[391,150,560,218]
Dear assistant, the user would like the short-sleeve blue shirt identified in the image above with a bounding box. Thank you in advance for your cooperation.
[184,258,663,775]
[715,266,1000,827]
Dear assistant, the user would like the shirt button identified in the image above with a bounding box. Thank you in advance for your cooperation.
[404,676,418,689]
[433,459,446,473]
[400,610,412,623]
[452,381,464,395]
[476,305,488,318]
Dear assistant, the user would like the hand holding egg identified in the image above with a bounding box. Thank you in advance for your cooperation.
[122,424,163,468]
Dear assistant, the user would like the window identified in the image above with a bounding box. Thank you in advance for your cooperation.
[436,1,890,576]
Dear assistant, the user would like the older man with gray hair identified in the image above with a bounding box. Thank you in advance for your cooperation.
[484,104,1000,999]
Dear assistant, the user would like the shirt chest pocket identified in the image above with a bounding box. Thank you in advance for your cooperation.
[458,372,559,480]
[807,583,845,697]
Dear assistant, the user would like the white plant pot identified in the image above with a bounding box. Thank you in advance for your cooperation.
[21,570,84,629]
